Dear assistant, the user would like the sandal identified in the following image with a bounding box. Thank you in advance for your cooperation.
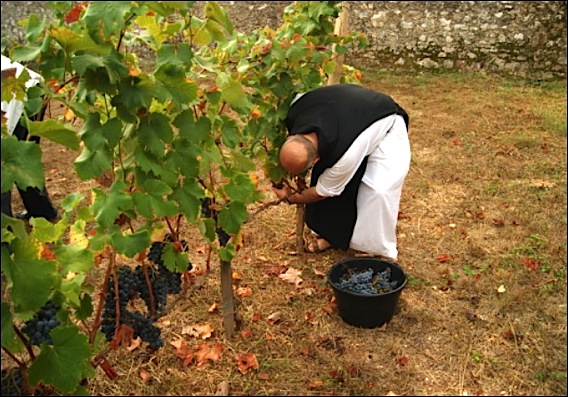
[305,237,332,253]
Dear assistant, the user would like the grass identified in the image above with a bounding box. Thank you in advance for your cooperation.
[4,70,566,396]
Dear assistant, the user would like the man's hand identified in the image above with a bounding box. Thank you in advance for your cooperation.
[272,184,290,203]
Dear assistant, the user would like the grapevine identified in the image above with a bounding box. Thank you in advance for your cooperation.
[1,1,367,394]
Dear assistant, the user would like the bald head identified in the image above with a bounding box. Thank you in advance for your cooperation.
[279,135,318,175]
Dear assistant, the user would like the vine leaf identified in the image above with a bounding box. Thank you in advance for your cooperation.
[1,135,45,192]
[6,239,58,314]
[28,119,79,150]
[27,326,95,394]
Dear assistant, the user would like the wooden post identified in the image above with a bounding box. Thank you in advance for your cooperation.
[220,259,236,339]
[327,2,350,86]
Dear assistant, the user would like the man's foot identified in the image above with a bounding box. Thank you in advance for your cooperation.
[15,210,58,223]
[306,237,332,253]
[14,210,31,220]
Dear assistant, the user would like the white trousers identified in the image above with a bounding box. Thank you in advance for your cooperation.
[349,115,411,259]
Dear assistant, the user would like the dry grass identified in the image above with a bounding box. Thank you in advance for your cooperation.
[6,71,567,396]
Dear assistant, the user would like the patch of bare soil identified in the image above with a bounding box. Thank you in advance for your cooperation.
[6,72,567,396]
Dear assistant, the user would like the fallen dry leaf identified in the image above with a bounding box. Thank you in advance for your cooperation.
[304,311,318,325]
[126,336,142,352]
[196,343,224,367]
[278,267,303,286]
[170,338,195,366]
[235,352,259,374]
[236,286,253,297]
[182,323,215,339]
[139,368,152,384]
[267,311,282,324]
[308,380,324,389]
[214,380,229,396]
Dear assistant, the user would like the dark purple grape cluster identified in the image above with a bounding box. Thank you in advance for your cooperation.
[337,267,399,295]
[101,236,192,349]
[0,367,53,396]
[1,367,29,396]
[22,300,60,346]
[200,197,214,219]
[216,228,230,247]
[200,198,232,247]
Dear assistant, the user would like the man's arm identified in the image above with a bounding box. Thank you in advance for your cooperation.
[272,185,326,205]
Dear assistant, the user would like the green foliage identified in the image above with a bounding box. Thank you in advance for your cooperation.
[1,1,366,394]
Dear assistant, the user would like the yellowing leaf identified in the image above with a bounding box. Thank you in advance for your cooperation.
[64,108,75,121]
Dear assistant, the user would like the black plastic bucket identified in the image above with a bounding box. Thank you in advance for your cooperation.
[327,257,407,328]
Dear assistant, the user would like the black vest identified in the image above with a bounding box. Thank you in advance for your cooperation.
[285,84,409,249]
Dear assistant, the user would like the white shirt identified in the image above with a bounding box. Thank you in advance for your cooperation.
[315,113,398,197]
[1,55,44,135]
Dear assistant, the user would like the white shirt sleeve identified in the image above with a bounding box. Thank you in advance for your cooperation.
[315,114,397,197]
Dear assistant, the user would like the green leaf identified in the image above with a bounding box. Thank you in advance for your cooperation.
[162,244,191,273]
[83,1,133,37]
[154,65,199,109]
[199,218,216,242]
[74,294,94,321]
[82,67,117,95]
[111,229,150,258]
[73,52,129,84]
[27,326,95,393]
[217,201,248,235]
[9,46,43,65]
[137,112,174,158]
[133,146,165,175]
[131,190,178,218]
[60,272,86,307]
[111,75,155,122]
[29,217,67,244]
[220,117,240,149]
[173,110,212,143]
[28,119,80,151]
[223,173,256,203]
[1,301,24,352]
[167,140,200,178]
[215,74,249,109]
[169,180,203,222]
[204,1,233,35]
[1,135,45,192]
[218,244,236,262]
[8,239,58,314]
[90,181,133,228]
[60,192,86,213]
[73,145,113,180]
[56,245,94,274]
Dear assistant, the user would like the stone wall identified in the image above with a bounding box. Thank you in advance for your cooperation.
[1,1,566,80]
